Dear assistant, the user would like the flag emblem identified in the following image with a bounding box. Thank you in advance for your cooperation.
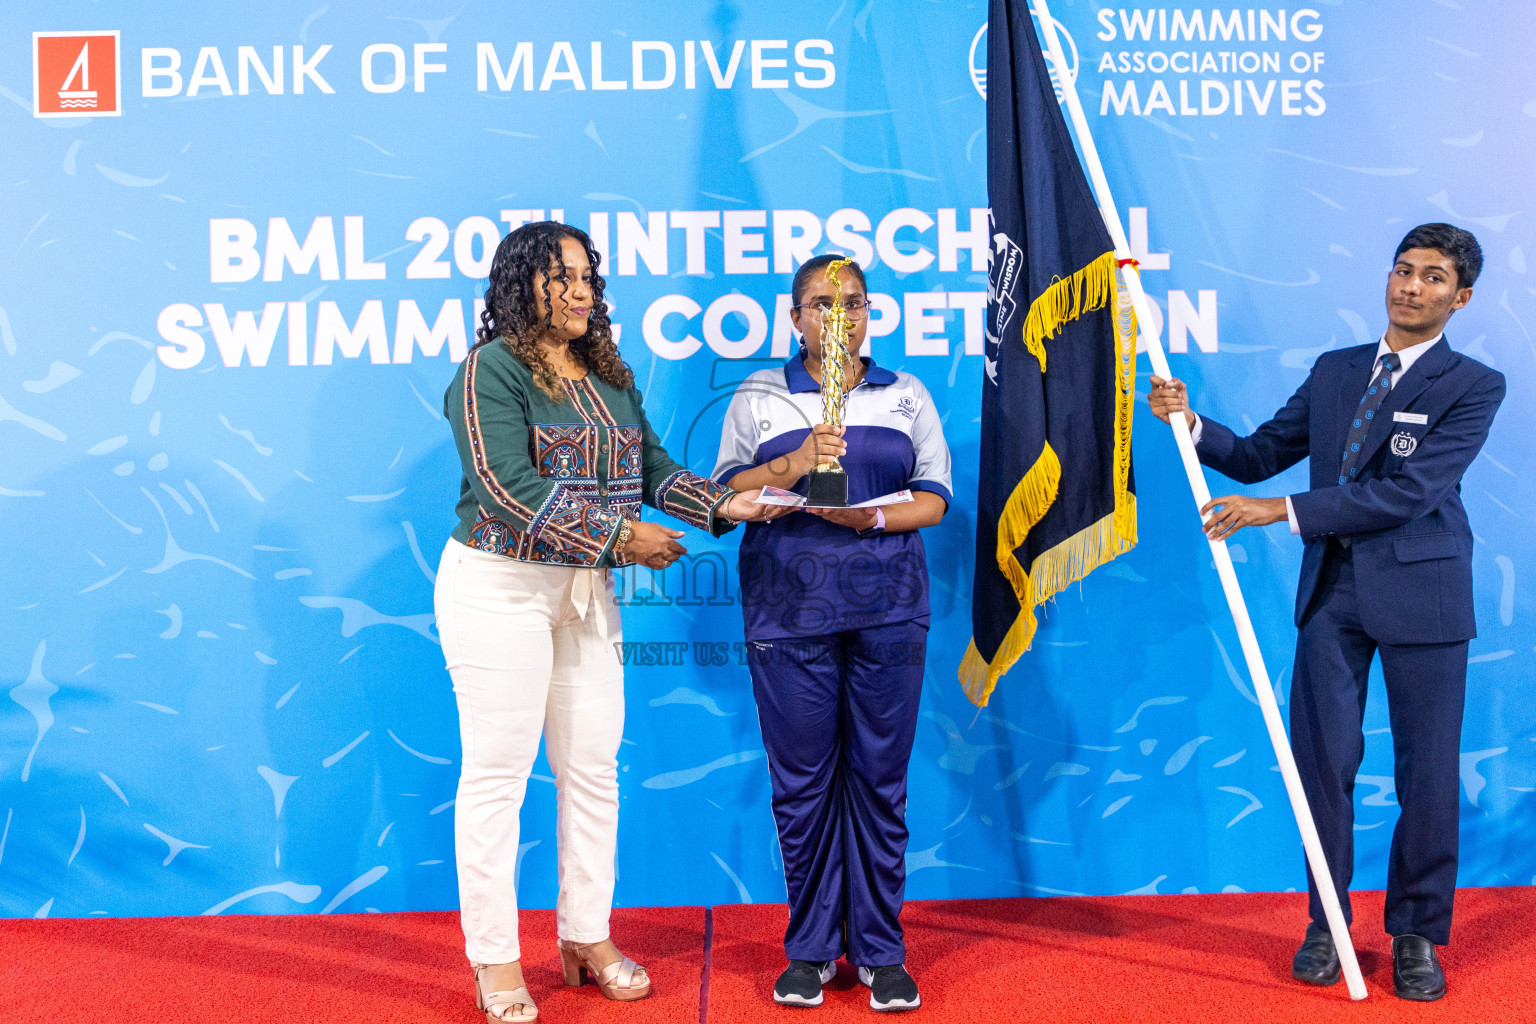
[33,31,121,118]
[988,230,1023,339]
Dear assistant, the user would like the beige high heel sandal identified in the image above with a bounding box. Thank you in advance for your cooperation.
[557,939,652,1001]
[472,962,537,1023]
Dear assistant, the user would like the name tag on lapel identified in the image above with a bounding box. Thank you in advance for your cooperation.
[1393,411,1429,425]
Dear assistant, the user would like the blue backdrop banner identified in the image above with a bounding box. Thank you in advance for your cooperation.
[2,1,1532,919]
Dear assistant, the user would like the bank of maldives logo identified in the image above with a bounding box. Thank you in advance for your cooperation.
[34,31,121,118]
[970,11,1078,102]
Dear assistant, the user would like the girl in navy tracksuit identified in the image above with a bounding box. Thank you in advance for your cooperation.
[714,255,952,1011]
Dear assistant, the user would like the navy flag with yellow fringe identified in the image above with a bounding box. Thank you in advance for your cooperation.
[960,0,1139,706]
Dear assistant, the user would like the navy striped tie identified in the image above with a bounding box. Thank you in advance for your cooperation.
[1338,351,1401,486]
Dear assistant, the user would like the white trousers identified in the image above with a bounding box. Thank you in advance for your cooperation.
[435,538,625,964]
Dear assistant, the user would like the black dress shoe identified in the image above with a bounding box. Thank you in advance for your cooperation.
[1292,923,1341,985]
[1392,934,1446,1001]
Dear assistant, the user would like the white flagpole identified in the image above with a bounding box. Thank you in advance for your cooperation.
[1027,0,1368,1001]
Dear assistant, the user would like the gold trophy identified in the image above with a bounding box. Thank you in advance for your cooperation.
[806,257,854,507]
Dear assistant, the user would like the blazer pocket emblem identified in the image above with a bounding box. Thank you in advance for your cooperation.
[1389,431,1418,457]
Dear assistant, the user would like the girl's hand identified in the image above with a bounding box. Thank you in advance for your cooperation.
[788,424,847,478]
[806,506,878,531]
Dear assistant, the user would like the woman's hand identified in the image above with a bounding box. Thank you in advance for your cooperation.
[723,489,787,523]
[620,521,687,569]
[807,506,878,531]
[1148,375,1197,429]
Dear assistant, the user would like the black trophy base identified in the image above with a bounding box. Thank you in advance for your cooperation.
[806,470,849,507]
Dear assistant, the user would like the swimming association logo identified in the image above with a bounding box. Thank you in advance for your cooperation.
[33,31,121,118]
[969,10,1079,103]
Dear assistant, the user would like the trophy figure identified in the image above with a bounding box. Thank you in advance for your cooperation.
[806,257,855,507]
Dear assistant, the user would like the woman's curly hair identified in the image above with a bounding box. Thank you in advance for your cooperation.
[473,221,633,400]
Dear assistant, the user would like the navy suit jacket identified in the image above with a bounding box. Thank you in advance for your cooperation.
[1196,337,1505,645]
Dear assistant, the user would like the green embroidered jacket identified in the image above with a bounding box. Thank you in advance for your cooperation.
[445,341,736,567]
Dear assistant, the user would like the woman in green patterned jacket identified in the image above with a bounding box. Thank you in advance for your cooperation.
[437,221,776,1023]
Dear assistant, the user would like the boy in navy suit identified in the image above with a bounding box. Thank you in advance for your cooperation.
[1149,223,1504,1001]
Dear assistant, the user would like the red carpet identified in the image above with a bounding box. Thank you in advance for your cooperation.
[0,906,704,1024]
[3,890,1534,1022]
[710,888,1536,1022]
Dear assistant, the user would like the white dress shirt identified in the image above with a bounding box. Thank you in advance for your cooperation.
[1189,333,1442,534]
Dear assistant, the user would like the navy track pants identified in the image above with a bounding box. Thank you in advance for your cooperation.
[746,619,926,966]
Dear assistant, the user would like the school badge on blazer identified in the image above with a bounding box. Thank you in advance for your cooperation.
[1390,431,1419,457]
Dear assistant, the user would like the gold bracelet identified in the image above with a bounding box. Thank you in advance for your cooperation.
[616,517,634,550]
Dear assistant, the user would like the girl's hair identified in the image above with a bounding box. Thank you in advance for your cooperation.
[791,253,869,305]
[474,221,633,399]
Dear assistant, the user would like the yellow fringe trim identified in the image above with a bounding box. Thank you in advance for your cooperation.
[1111,263,1139,540]
[960,498,1139,706]
[994,442,1061,601]
[1020,251,1119,372]
[959,258,1141,708]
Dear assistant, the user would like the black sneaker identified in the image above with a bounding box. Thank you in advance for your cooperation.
[774,960,837,1007]
[858,964,921,1012]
